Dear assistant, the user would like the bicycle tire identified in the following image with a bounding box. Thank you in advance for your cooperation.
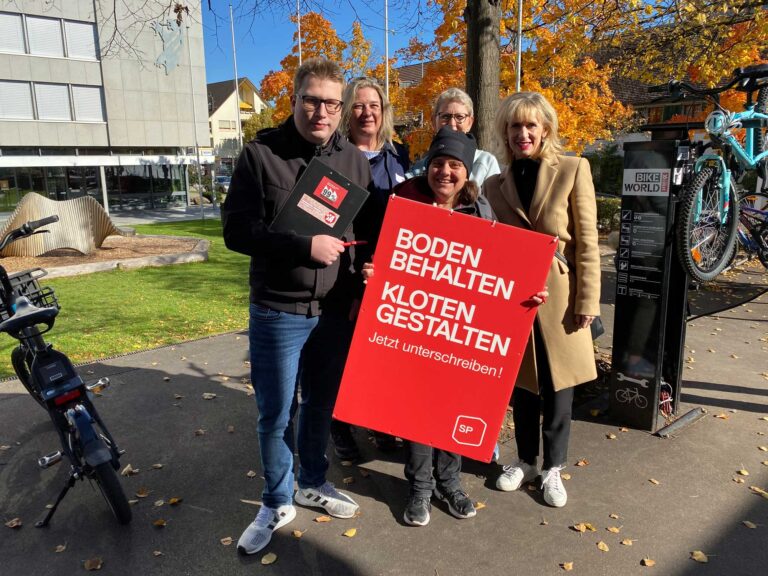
[740,191,768,268]
[676,166,739,282]
[92,461,132,525]
[635,395,648,410]
[12,346,44,408]
[756,86,767,154]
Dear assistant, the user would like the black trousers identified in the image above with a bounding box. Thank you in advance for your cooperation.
[512,322,573,470]
[404,442,462,497]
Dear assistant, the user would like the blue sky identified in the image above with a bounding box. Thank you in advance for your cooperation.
[201,1,434,90]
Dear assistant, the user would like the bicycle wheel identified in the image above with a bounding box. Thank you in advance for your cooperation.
[12,346,45,408]
[676,166,739,282]
[740,191,768,268]
[635,395,648,410]
[757,86,767,154]
[91,462,132,525]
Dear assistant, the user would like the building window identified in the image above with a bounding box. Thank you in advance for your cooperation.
[64,20,97,60]
[218,120,232,130]
[0,81,34,119]
[0,12,25,54]
[26,16,64,57]
[35,83,71,120]
[72,85,104,121]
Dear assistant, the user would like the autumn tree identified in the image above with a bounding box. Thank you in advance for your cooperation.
[242,106,275,141]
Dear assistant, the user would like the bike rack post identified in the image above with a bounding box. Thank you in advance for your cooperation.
[608,137,691,432]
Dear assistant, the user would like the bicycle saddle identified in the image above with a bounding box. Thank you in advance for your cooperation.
[0,296,58,336]
[733,64,768,92]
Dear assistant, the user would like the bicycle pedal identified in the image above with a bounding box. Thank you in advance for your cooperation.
[38,451,62,469]
[86,377,110,394]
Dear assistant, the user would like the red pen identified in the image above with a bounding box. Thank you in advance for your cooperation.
[342,240,368,247]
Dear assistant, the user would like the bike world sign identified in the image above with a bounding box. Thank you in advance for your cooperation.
[623,169,671,196]
[334,197,556,461]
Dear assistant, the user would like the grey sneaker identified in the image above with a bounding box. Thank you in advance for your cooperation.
[237,504,296,555]
[295,481,359,518]
[403,494,431,526]
[541,466,567,507]
[435,488,476,519]
[496,460,539,492]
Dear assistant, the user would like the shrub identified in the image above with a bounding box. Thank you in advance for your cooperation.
[596,195,621,232]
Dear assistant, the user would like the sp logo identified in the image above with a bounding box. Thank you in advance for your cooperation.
[452,415,486,447]
[324,212,338,224]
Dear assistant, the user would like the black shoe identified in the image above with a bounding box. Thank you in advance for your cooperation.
[403,495,431,526]
[372,431,398,452]
[331,424,361,461]
[435,488,476,519]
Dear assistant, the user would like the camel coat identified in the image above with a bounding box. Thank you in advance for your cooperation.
[483,155,601,393]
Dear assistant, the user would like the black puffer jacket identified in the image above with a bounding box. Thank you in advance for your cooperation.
[222,117,372,316]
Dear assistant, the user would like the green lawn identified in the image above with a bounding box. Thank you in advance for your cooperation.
[0,219,251,379]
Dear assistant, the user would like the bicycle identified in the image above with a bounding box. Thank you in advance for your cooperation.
[614,386,649,409]
[0,216,132,527]
[728,189,768,269]
[649,64,768,282]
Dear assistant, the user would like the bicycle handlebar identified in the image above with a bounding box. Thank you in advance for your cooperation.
[0,214,59,252]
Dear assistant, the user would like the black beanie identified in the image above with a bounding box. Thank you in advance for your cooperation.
[426,127,477,176]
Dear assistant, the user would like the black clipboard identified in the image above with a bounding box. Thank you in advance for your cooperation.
[269,157,369,238]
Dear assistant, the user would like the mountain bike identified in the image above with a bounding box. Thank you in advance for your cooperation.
[649,64,768,282]
[728,190,768,269]
[0,216,132,527]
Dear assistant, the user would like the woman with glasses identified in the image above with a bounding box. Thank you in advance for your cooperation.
[483,92,600,509]
[407,88,500,185]
[328,77,409,461]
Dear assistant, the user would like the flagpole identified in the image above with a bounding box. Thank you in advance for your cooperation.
[229,3,243,151]
[297,0,302,65]
[384,0,389,99]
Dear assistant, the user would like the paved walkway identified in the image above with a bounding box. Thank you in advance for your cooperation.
[0,216,766,575]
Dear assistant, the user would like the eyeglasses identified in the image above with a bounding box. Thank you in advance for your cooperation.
[298,94,343,114]
[438,113,469,125]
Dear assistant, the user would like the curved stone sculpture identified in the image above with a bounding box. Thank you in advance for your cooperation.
[0,193,123,257]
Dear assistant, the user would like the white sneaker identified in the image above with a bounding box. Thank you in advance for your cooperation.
[237,504,296,555]
[496,460,539,492]
[295,481,359,518]
[541,466,567,507]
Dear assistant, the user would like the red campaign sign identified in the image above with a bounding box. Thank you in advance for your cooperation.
[334,196,557,461]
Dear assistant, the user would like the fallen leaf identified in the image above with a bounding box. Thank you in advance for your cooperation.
[606,433,617,440]
[475,501,487,510]
[261,552,277,565]
[340,460,354,467]
[174,394,183,400]
[153,500,164,507]
[227,425,235,433]
[561,561,574,571]
[342,528,357,537]
[358,468,371,478]
[168,497,182,506]
[730,354,740,359]
[759,446,768,452]
[527,484,536,491]
[715,413,729,420]
[621,539,634,546]
[292,529,305,538]
[762,461,768,466]
[120,464,139,476]
[342,476,355,485]
[220,536,233,546]
[202,392,217,400]
[314,515,332,523]
[135,488,150,498]
[153,518,167,528]
[576,459,589,467]
[742,521,757,529]
[153,551,163,557]
[84,557,103,570]
[619,428,629,433]
[760,416,768,422]
[163,376,170,382]
[597,541,609,552]
[707,348,716,352]
[737,469,750,476]
[54,543,67,553]
[589,408,601,417]
[194,429,206,436]
[690,550,708,563]
[5,517,22,529]
[572,522,596,533]
[540,518,549,525]
[152,463,163,470]
[607,526,621,533]
[0,445,10,451]
[609,513,620,519]
[641,558,656,566]
[128,499,139,505]
[561,473,571,480]
[733,477,746,484]
[246,470,258,478]
[749,486,768,495]
[648,478,660,485]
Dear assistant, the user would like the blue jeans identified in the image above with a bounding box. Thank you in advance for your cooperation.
[249,303,353,508]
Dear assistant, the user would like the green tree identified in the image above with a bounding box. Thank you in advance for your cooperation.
[242,107,275,142]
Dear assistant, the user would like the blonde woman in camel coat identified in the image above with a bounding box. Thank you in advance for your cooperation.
[482,92,601,508]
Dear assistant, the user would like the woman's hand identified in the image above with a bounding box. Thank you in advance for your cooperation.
[523,288,549,307]
[362,262,375,283]
[310,235,344,266]
[575,314,595,329]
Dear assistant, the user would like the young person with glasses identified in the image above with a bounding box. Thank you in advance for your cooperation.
[406,88,500,185]
[222,58,372,555]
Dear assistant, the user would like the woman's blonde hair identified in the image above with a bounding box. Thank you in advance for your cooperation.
[340,77,394,150]
[495,92,563,164]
